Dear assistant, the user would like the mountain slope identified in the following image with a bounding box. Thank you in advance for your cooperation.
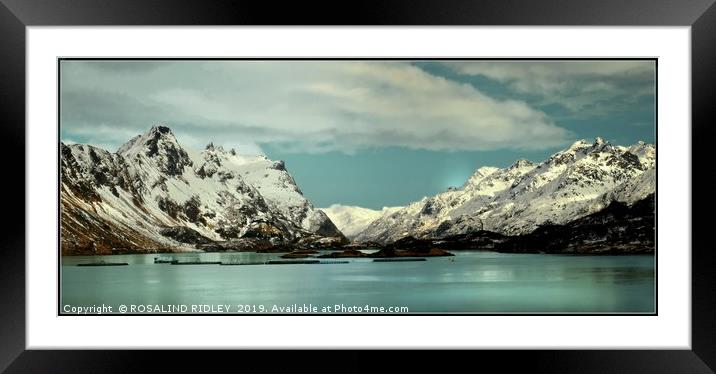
[320,205,403,239]
[401,194,655,254]
[60,125,344,255]
[356,138,655,244]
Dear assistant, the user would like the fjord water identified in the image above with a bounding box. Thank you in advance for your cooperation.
[61,251,655,313]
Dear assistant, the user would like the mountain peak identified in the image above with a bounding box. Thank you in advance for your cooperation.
[511,159,534,169]
[118,124,191,176]
[628,140,655,168]
[565,137,612,155]
[475,166,499,176]
[629,140,653,150]
[120,124,180,152]
[589,137,617,154]
[568,139,591,151]
[462,166,500,189]
[149,124,173,135]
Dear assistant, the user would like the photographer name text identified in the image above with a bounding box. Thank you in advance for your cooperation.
[62,303,409,314]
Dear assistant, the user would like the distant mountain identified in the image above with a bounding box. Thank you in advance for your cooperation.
[355,138,655,245]
[320,205,403,239]
[60,125,345,255]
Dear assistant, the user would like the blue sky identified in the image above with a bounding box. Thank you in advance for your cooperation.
[60,60,655,209]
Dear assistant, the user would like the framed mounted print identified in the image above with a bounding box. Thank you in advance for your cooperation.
[56,57,657,316]
[2,0,714,372]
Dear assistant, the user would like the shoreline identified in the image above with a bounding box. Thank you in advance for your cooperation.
[60,248,656,257]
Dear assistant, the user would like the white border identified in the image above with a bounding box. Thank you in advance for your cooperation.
[27,27,691,349]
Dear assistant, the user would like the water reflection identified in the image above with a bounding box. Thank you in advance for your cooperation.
[61,251,655,313]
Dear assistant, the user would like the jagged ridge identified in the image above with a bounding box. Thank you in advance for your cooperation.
[60,125,344,255]
[356,137,655,244]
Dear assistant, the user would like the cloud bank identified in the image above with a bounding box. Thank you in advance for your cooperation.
[61,60,577,154]
[444,60,655,115]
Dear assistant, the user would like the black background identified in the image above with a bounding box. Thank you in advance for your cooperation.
[1,0,714,372]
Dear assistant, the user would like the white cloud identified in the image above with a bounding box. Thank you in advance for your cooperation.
[444,60,655,113]
[60,60,572,153]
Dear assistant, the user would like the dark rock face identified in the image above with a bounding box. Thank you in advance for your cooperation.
[434,230,509,250]
[549,152,576,166]
[608,151,643,170]
[159,226,214,244]
[182,196,205,225]
[272,160,286,171]
[386,236,434,251]
[241,221,288,239]
[157,197,183,220]
[217,170,234,182]
[420,199,436,216]
[503,194,655,254]
[431,194,656,254]
[313,215,345,238]
[159,148,192,177]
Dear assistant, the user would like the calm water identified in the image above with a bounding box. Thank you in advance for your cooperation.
[61,251,655,314]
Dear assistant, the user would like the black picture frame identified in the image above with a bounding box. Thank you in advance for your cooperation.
[1,0,713,372]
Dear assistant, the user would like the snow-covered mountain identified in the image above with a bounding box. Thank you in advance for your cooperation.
[355,138,655,244]
[60,125,344,254]
[320,204,403,239]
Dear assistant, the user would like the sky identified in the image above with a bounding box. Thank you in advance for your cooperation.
[60,60,656,209]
